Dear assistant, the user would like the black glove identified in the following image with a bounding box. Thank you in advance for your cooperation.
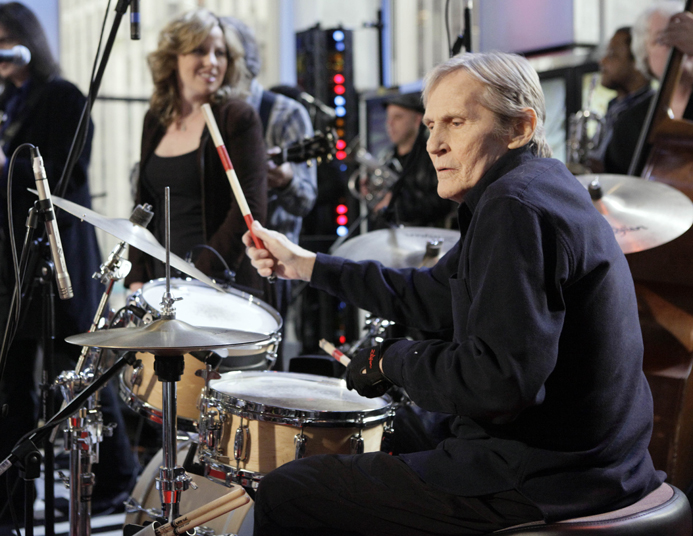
[345,344,392,398]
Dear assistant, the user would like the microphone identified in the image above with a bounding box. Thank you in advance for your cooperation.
[31,146,73,300]
[0,45,31,66]
[130,0,141,40]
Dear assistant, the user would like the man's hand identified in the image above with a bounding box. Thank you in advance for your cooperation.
[267,147,293,189]
[345,345,392,398]
[243,220,316,281]
[658,12,693,56]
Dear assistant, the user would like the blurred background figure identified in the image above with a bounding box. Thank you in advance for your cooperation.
[124,9,267,296]
[223,16,317,370]
[587,27,652,173]
[605,0,693,174]
[363,92,456,230]
[0,0,136,524]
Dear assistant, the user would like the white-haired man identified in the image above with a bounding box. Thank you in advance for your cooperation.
[244,51,662,535]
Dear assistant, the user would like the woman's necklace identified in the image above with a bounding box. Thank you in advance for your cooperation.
[178,108,202,132]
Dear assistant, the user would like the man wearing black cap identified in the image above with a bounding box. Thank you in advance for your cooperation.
[368,92,455,229]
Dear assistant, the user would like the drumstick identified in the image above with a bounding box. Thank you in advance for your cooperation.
[155,487,247,536]
[173,495,249,535]
[201,103,264,251]
[319,338,350,366]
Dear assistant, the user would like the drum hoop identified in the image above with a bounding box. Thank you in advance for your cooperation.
[206,371,392,427]
[140,277,283,333]
[118,375,198,432]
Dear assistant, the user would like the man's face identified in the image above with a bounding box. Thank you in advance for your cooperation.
[424,70,511,203]
[386,104,422,147]
[600,31,635,90]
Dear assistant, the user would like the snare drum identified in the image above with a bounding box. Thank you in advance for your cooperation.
[198,371,394,488]
[119,278,282,430]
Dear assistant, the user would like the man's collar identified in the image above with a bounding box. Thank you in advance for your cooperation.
[462,146,536,215]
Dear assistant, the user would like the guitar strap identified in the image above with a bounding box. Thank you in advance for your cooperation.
[259,90,277,137]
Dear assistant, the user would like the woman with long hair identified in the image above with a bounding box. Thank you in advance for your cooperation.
[125,8,267,294]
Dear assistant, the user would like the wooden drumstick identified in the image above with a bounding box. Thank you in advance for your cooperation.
[155,487,248,536]
[201,103,264,250]
[319,338,351,366]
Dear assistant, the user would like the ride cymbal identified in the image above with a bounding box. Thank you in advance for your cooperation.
[577,174,693,254]
[65,317,269,356]
[332,227,459,269]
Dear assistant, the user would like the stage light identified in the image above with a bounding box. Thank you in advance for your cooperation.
[333,74,345,84]
[333,30,345,42]
[336,204,348,214]
[334,96,346,106]
[336,150,347,160]
[336,226,348,236]
[337,215,348,226]
[335,106,346,117]
[336,139,346,150]
[334,85,345,95]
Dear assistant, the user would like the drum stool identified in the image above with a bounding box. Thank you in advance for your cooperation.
[492,483,691,535]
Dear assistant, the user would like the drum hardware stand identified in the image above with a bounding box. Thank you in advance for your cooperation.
[154,188,195,523]
[380,408,397,455]
[346,314,393,356]
[51,203,152,536]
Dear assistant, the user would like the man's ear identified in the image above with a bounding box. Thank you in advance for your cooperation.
[507,108,537,150]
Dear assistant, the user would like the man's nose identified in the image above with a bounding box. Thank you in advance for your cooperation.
[427,128,447,155]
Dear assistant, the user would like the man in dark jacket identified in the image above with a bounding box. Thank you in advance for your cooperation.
[366,91,455,229]
[243,51,662,535]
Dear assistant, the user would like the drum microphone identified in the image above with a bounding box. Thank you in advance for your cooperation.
[130,0,141,40]
[31,146,73,300]
[0,45,31,66]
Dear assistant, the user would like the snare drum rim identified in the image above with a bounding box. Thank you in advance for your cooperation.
[206,371,392,427]
[140,277,283,334]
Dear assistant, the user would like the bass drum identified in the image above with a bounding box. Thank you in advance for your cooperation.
[125,442,253,535]
[119,278,281,431]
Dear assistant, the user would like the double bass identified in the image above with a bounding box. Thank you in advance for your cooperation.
[625,0,693,493]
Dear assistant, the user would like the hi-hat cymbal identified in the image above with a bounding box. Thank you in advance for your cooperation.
[577,174,693,254]
[332,227,459,269]
[31,190,225,293]
[65,317,269,356]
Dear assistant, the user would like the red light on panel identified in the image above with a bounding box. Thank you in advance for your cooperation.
[333,73,345,84]
[334,85,345,95]
[339,335,347,344]
[336,139,346,150]
[336,215,348,226]
[336,204,348,214]
[336,150,347,160]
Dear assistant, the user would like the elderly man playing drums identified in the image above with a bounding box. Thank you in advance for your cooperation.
[243,51,663,536]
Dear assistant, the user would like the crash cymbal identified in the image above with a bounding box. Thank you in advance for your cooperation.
[33,190,225,293]
[65,317,269,356]
[332,227,459,269]
[577,174,693,254]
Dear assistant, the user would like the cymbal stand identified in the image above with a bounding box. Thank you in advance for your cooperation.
[155,187,193,523]
[346,314,393,356]
[55,204,151,536]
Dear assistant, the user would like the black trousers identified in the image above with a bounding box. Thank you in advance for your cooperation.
[253,452,543,536]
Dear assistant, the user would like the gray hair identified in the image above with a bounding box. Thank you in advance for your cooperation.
[220,16,261,79]
[423,52,551,158]
[632,0,683,78]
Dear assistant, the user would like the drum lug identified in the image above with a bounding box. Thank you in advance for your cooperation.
[234,421,250,462]
[350,433,364,455]
[294,431,307,459]
[202,406,225,453]
[380,408,396,455]
[130,361,143,387]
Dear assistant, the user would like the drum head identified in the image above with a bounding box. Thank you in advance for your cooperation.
[141,278,281,335]
[209,371,390,422]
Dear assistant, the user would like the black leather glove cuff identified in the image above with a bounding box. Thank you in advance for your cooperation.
[345,343,392,398]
